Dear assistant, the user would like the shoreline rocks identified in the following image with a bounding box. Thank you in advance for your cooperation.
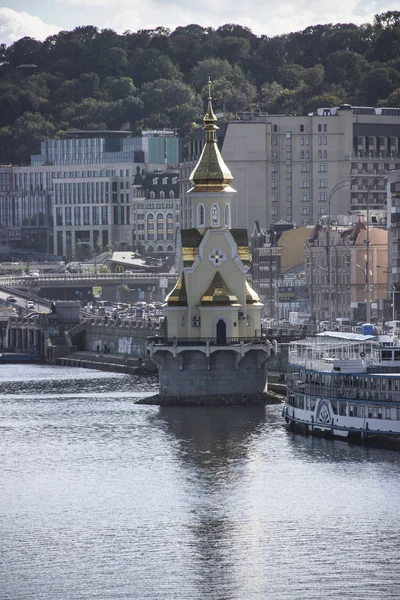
[136,390,284,406]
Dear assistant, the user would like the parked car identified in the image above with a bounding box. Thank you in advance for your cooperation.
[27,300,35,309]
[6,296,17,304]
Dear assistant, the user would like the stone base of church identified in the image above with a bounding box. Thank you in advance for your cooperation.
[151,348,270,398]
[136,390,283,406]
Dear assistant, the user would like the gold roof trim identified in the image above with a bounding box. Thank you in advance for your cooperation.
[189,78,234,193]
[245,281,260,305]
[167,273,188,306]
[201,271,238,305]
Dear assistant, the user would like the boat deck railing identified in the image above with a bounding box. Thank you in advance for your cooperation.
[287,381,400,404]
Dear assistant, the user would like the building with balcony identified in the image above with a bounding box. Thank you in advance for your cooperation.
[180,105,400,235]
[305,218,388,322]
[0,130,180,259]
[131,168,180,255]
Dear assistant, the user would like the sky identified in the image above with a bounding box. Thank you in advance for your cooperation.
[0,0,398,46]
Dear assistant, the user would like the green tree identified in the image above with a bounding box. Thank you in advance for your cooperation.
[358,67,400,105]
[190,58,245,92]
[326,51,369,92]
[105,77,136,101]
[129,49,182,86]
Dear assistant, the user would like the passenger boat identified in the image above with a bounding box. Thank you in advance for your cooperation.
[283,331,400,446]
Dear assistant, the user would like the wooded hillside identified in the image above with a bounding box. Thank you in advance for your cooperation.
[0,11,399,164]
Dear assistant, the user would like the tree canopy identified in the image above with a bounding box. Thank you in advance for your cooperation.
[0,12,399,163]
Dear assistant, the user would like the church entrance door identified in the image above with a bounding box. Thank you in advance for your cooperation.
[216,319,227,345]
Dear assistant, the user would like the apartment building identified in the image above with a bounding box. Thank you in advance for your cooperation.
[305,219,388,322]
[131,169,180,254]
[180,105,400,234]
[0,130,180,259]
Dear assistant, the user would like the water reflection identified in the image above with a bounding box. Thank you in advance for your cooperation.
[157,405,266,472]
[157,406,267,600]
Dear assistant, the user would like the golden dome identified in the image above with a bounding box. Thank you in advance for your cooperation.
[189,78,234,193]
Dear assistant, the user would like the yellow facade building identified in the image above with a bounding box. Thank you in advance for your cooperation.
[147,85,273,399]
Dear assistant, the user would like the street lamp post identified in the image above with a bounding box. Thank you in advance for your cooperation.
[327,180,351,329]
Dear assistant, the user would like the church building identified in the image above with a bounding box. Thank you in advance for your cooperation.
[147,84,274,398]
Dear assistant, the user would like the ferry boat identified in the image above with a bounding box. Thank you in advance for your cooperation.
[283,331,400,446]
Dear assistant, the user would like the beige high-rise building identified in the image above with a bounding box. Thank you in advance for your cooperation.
[181,105,400,233]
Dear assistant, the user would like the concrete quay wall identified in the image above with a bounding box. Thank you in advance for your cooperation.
[82,319,164,357]
[154,349,269,398]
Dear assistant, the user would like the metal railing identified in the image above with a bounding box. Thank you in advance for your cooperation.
[0,272,178,286]
[147,336,267,346]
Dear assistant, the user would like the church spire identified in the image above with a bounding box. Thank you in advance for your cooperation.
[189,78,234,193]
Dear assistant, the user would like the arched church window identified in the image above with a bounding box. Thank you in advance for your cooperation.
[224,203,230,227]
[211,204,220,227]
[198,204,205,227]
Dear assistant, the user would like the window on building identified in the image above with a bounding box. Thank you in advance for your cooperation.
[147,213,155,239]
[272,136,278,146]
[323,124,327,132]
[272,179,278,189]
[301,180,310,188]
[197,203,205,227]
[286,172,292,180]
[286,132,292,139]
[323,136,327,145]
[224,203,230,227]
[56,207,63,226]
[319,179,328,188]
[152,178,158,185]
[271,206,278,215]
[273,125,278,132]
[300,137,304,146]
[160,191,165,199]
[318,124,322,132]
[319,163,327,172]
[74,206,81,226]
[301,206,310,215]
[318,136,322,145]
[319,205,327,214]
[300,124,304,132]
[271,163,278,172]
[301,163,309,172]
[83,206,90,225]
[301,193,309,202]
[211,204,220,227]
[65,206,72,226]
[318,192,327,201]
[271,194,278,202]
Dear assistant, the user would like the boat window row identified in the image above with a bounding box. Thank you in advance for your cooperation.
[296,371,400,392]
[287,394,400,420]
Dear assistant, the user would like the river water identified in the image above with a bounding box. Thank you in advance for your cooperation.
[1,365,400,600]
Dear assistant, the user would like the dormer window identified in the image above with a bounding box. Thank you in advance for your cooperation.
[197,203,205,227]
[162,177,168,185]
[152,177,158,185]
[211,204,220,227]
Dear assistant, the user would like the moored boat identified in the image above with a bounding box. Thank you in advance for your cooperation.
[0,352,41,363]
[283,331,400,446]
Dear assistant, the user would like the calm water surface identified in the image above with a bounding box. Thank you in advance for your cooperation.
[1,365,400,600]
